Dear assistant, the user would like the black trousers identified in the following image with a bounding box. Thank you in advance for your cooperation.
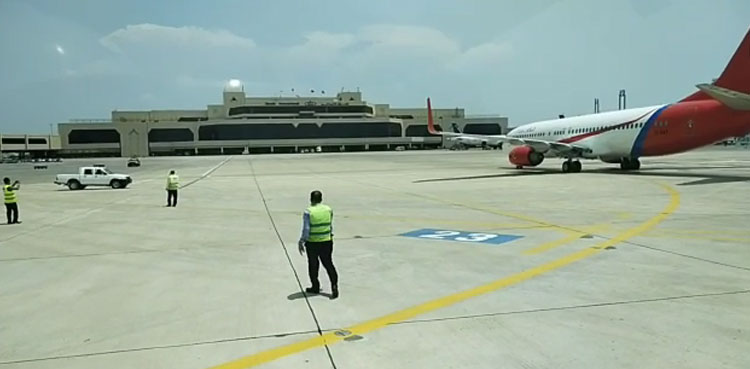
[305,240,338,289]
[5,203,19,224]
[167,190,178,207]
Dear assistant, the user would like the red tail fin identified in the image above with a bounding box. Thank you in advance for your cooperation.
[682,27,750,102]
[426,97,439,134]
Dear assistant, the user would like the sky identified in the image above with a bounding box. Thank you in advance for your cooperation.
[0,0,748,133]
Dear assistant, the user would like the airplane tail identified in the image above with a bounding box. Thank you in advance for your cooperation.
[682,27,750,102]
[427,97,440,134]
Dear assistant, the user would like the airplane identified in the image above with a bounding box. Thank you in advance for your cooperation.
[427,28,750,173]
[445,123,499,150]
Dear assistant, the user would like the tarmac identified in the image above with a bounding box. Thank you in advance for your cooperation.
[1,147,749,369]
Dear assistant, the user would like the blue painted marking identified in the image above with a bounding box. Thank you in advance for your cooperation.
[400,228,523,245]
[631,104,671,157]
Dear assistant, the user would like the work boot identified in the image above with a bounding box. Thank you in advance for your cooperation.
[331,285,339,300]
[305,287,320,294]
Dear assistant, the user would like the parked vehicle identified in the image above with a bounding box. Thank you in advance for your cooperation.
[127,157,141,167]
[54,166,133,190]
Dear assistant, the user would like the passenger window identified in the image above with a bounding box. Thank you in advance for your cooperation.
[96,170,106,175]
[84,169,93,175]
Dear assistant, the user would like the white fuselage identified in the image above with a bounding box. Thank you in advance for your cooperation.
[507,105,666,160]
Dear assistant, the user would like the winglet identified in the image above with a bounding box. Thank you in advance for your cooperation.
[427,97,440,134]
[682,27,750,102]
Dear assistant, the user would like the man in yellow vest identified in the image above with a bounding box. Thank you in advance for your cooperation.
[298,190,339,299]
[3,177,21,224]
[166,170,179,207]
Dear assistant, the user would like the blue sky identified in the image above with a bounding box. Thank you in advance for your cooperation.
[0,0,748,133]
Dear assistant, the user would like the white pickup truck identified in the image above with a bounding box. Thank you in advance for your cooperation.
[54,166,133,190]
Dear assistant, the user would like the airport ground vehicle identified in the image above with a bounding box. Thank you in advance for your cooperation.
[1,153,20,163]
[54,166,133,190]
[127,157,141,167]
[428,28,750,173]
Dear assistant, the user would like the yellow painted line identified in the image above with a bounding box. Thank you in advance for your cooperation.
[416,193,574,233]
[523,230,587,255]
[206,182,680,369]
[410,192,620,237]
[523,224,611,255]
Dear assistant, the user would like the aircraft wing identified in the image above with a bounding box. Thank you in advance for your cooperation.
[426,98,591,156]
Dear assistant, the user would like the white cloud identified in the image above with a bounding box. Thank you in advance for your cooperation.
[284,31,356,65]
[100,23,256,53]
[301,31,356,50]
[449,42,513,71]
[358,24,460,56]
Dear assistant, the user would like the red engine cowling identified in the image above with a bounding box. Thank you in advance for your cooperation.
[508,145,544,167]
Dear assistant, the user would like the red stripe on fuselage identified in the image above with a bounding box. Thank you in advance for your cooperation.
[558,109,655,144]
[640,100,750,156]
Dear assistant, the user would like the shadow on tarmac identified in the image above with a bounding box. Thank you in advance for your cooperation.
[287,291,334,300]
[414,165,750,186]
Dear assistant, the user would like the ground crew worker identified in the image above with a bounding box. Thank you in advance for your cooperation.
[166,170,179,207]
[298,190,339,299]
[3,177,21,224]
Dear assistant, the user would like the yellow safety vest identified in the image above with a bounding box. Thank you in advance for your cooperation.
[3,185,17,204]
[166,175,179,190]
[307,204,332,242]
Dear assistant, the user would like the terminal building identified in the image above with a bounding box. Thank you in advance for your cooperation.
[57,80,508,157]
[0,134,61,157]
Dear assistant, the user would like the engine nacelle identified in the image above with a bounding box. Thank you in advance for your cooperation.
[509,145,544,167]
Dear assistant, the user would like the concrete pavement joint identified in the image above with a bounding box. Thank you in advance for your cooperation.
[0,329,321,366]
[0,241,258,263]
[621,239,750,272]
[393,289,750,325]
[246,158,338,369]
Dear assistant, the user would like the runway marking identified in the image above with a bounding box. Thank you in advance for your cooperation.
[181,157,233,189]
[400,228,523,245]
[523,224,610,255]
[206,182,680,369]
[523,230,587,255]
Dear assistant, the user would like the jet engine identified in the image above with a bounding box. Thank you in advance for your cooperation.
[508,145,544,167]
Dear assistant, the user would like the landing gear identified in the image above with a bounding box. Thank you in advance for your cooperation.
[562,160,582,173]
[620,158,641,171]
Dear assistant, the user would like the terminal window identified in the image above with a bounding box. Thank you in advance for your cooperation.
[1,138,25,145]
[463,124,503,135]
[198,122,402,140]
[68,129,120,144]
[149,128,194,142]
